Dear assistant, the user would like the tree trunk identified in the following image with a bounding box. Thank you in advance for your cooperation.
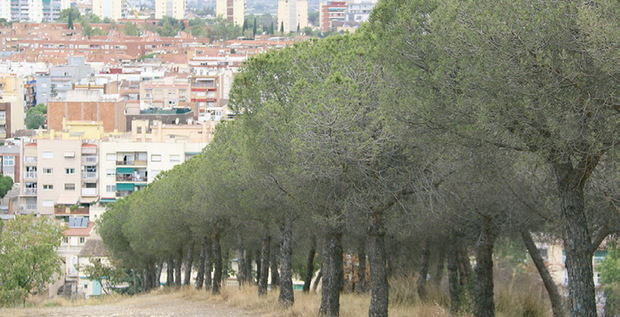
[258,234,271,296]
[434,247,446,286]
[448,238,461,313]
[196,238,207,289]
[521,230,565,317]
[237,248,246,286]
[319,228,343,317]
[175,248,183,287]
[212,230,223,294]
[368,213,388,317]
[313,269,323,293]
[167,258,175,287]
[255,249,262,285]
[271,241,280,288]
[356,238,367,293]
[555,177,597,317]
[417,239,431,300]
[457,245,473,295]
[184,241,195,285]
[154,262,162,288]
[278,211,294,307]
[244,251,252,286]
[473,216,497,317]
[303,235,317,293]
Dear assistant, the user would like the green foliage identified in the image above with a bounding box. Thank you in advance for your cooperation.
[25,104,46,129]
[600,246,620,285]
[81,259,128,295]
[0,216,62,306]
[157,16,185,37]
[0,175,13,199]
[123,23,141,36]
[206,18,242,41]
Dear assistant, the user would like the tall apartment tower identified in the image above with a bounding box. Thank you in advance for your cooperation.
[215,0,244,26]
[155,0,186,20]
[277,0,308,33]
[10,0,43,22]
[0,0,11,21]
[42,0,71,22]
[92,0,125,21]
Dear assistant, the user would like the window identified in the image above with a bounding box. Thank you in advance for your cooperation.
[170,154,181,162]
[25,156,36,163]
[3,156,14,166]
[106,153,116,161]
[43,168,53,174]
[65,168,75,174]
[106,169,116,176]
[79,237,85,244]
[62,237,68,244]
[64,152,75,158]
[43,184,53,190]
[151,154,162,162]
[106,185,116,192]
[42,200,54,207]
[64,183,76,190]
[42,151,53,159]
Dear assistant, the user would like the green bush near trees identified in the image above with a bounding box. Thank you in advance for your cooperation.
[25,104,46,129]
[0,216,62,306]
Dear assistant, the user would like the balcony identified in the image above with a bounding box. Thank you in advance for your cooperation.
[24,172,37,179]
[82,172,98,180]
[81,146,97,155]
[116,174,147,182]
[116,160,147,167]
[82,156,98,164]
[23,188,37,196]
[54,205,89,216]
[81,188,98,197]
[19,205,37,214]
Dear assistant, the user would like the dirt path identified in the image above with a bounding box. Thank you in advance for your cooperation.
[0,293,257,317]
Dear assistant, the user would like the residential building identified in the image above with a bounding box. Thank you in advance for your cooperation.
[216,0,245,26]
[319,1,347,32]
[346,1,375,24]
[277,0,308,33]
[56,218,96,297]
[91,0,126,21]
[11,0,43,22]
[0,0,10,21]
[0,73,26,137]
[155,0,186,20]
[0,142,20,182]
[48,91,127,132]
[139,76,190,109]
[76,239,109,297]
[124,107,194,131]
[42,0,71,22]
[36,56,94,105]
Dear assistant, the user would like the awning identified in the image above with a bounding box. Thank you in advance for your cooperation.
[100,198,117,203]
[116,183,135,191]
[57,195,79,205]
[79,197,99,204]
[116,167,135,174]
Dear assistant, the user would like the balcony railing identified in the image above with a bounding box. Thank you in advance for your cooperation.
[82,172,98,179]
[116,160,147,166]
[23,188,37,195]
[54,205,89,215]
[24,157,37,164]
[81,147,97,155]
[116,175,147,182]
[24,172,37,179]
[82,156,98,164]
[81,188,98,197]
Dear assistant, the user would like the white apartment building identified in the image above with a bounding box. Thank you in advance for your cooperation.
[216,0,245,26]
[91,0,125,21]
[10,0,43,22]
[0,0,11,21]
[98,138,206,202]
[155,0,186,20]
[277,0,308,33]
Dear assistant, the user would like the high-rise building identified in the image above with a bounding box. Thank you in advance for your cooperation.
[42,0,71,22]
[319,1,347,32]
[277,0,308,33]
[10,0,43,22]
[215,0,244,26]
[91,0,125,21]
[0,0,11,21]
[155,0,186,20]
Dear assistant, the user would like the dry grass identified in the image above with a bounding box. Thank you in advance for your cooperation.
[156,285,452,317]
